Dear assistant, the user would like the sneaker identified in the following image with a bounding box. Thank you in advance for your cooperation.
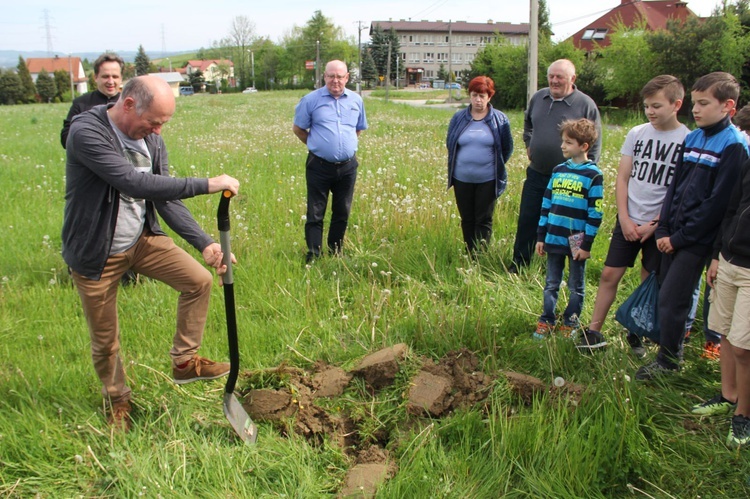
[627,334,647,359]
[691,394,737,416]
[576,329,607,351]
[533,321,553,340]
[107,401,132,432]
[702,341,721,360]
[173,355,230,385]
[727,414,750,448]
[557,324,578,339]
[635,360,678,381]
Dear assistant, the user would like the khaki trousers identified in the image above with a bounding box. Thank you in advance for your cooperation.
[72,232,213,405]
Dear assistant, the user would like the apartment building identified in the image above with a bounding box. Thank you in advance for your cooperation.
[370,19,529,85]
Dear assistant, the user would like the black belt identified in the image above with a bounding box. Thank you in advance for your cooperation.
[312,153,355,166]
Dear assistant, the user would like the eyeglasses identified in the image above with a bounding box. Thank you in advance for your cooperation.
[325,73,348,80]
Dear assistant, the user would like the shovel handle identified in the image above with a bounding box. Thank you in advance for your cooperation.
[217,190,239,395]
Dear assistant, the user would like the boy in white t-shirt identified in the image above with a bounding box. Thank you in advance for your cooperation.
[578,75,689,351]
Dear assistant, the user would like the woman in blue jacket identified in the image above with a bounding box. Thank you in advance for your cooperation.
[446,76,514,254]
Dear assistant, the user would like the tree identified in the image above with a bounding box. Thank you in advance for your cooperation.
[360,46,377,88]
[648,14,750,103]
[598,21,655,106]
[54,69,71,102]
[470,40,528,109]
[437,63,449,82]
[229,15,256,89]
[0,69,25,105]
[36,69,56,103]
[16,56,35,103]
[369,25,400,83]
[135,45,150,76]
[189,69,204,91]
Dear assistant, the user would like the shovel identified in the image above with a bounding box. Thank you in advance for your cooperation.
[217,190,258,444]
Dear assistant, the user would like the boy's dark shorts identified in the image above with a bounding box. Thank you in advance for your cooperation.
[603,220,661,272]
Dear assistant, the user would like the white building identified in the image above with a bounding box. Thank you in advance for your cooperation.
[370,20,530,85]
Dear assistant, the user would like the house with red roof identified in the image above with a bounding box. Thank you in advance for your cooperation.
[184,59,235,87]
[568,0,697,51]
[26,56,88,94]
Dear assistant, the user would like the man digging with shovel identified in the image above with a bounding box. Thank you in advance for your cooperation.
[62,75,240,432]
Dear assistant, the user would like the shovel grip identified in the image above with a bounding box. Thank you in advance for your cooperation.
[217,190,231,232]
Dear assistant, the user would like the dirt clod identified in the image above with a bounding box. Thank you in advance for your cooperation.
[351,343,408,389]
[502,371,547,405]
[312,364,352,398]
[407,371,453,416]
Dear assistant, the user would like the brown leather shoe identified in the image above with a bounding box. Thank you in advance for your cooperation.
[173,355,230,385]
[107,401,132,432]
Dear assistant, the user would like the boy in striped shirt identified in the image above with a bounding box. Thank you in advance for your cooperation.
[534,119,604,340]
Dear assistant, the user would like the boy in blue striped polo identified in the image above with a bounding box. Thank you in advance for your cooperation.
[534,118,604,340]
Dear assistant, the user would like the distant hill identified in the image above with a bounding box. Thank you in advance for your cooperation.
[0,49,196,70]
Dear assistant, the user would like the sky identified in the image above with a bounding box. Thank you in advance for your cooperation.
[0,0,727,55]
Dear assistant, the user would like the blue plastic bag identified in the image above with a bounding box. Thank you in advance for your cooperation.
[615,272,660,343]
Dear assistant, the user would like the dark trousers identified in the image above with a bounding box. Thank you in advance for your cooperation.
[656,250,709,367]
[305,153,358,258]
[513,167,551,267]
[453,179,497,253]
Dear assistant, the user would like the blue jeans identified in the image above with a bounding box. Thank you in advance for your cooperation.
[540,252,586,326]
[305,153,358,258]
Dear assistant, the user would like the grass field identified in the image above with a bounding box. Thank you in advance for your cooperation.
[0,91,747,497]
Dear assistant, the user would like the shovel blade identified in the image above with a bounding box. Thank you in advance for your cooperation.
[223,392,258,444]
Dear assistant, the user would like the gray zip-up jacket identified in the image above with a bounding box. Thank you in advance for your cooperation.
[62,105,212,279]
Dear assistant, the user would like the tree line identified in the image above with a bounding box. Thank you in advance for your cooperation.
[3,2,749,107]
[472,0,750,110]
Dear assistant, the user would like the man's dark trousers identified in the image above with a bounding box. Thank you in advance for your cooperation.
[305,152,358,259]
[656,249,708,367]
[512,167,551,267]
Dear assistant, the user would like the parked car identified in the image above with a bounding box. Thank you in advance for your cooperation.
[179,86,194,96]
[242,87,258,94]
[446,83,461,90]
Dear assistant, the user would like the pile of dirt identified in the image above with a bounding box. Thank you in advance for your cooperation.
[239,344,584,497]
[407,348,494,416]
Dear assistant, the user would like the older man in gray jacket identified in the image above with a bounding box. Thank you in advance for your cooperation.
[510,59,602,272]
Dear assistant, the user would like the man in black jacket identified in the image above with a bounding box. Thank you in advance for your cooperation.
[61,52,123,148]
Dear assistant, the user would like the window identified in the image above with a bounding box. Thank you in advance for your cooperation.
[451,53,463,63]
[423,52,435,63]
[409,52,420,63]
[437,52,448,62]
[582,28,607,40]
[425,70,434,78]
[466,53,475,63]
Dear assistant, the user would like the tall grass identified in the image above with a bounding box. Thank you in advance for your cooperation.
[0,92,746,497]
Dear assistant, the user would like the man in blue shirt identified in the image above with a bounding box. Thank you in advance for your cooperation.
[293,60,368,263]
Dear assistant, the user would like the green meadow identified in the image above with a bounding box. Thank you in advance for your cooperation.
[0,91,747,497]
